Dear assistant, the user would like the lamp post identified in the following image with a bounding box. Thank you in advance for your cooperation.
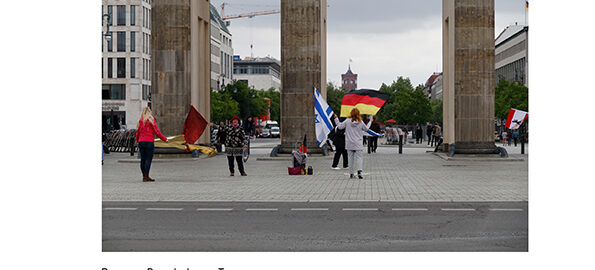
[103,14,112,42]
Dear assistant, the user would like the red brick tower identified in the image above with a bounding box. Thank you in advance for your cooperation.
[341,64,357,92]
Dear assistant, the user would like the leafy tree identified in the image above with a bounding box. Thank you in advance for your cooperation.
[495,79,529,119]
[430,98,443,123]
[256,88,281,123]
[210,90,239,122]
[376,76,432,125]
[326,82,345,116]
[223,80,268,119]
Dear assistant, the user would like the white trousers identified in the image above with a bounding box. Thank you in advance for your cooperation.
[347,150,363,175]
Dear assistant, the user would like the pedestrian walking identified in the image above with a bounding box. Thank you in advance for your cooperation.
[333,108,372,179]
[403,127,408,145]
[415,125,423,144]
[512,130,519,146]
[135,107,168,182]
[432,122,442,148]
[502,130,508,146]
[508,130,512,146]
[368,116,381,153]
[221,116,248,176]
[215,121,226,153]
[329,118,348,170]
[427,123,434,146]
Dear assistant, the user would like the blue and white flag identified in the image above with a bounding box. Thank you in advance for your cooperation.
[314,88,335,147]
[365,129,383,137]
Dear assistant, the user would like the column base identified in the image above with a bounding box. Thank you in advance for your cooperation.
[453,142,498,154]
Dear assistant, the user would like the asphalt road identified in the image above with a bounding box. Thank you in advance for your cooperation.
[102,201,527,251]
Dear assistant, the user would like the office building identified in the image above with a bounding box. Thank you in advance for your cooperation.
[233,56,281,91]
[101,0,152,131]
[495,24,528,86]
[210,3,233,91]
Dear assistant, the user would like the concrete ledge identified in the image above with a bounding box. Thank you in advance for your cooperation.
[432,152,525,161]
[118,158,201,163]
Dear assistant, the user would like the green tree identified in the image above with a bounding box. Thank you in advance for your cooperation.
[494,79,529,119]
[376,77,431,125]
[223,80,268,119]
[326,82,345,116]
[256,88,281,123]
[210,90,239,122]
[430,98,443,123]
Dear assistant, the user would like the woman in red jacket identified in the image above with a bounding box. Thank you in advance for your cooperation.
[135,107,168,182]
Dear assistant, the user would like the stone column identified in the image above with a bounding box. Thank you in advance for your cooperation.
[442,0,496,154]
[151,0,211,144]
[280,0,327,153]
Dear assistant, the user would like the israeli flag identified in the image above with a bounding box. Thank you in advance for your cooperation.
[365,129,383,137]
[314,88,334,147]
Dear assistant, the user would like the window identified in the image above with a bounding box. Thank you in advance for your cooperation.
[117,32,125,52]
[117,58,126,78]
[130,32,135,52]
[107,35,113,52]
[142,84,149,100]
[102,58,104,78]
[130,5,136,26]
[107,6,113,25]
[117,5,126,26]
[130,58,136,78]
[107,58,113,78]
[102,84,126,100]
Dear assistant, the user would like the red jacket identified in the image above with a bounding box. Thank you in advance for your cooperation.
[136,118,168,143]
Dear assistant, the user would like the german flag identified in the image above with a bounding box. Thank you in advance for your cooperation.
[340,89,390,117]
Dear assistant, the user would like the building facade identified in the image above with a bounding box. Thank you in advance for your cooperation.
[210,4,233,91]
[102,0,152,132]
[341,65,357,92]
[495,24,528,86]
[423,72,443,100]
[233,56,281,91]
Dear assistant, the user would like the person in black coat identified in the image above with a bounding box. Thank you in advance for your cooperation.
[329,117,348,169]
[415,125,423,144]
[368,117,381,153]
[426,123,433,146]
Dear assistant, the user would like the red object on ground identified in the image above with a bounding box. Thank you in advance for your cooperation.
[183,105,208,145]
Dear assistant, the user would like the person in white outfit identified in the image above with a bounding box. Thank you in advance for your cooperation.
[333,108,372,179]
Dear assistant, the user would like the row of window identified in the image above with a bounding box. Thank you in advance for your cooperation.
[221,52,232,79]
[103,57,148,80]
[102,83,150,101]
[495,57,526,85]
[343,80,357,85]
[103,31,136,52]
[103,4,151,29]
[234,66,275,75]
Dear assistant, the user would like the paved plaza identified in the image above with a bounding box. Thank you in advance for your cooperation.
[102,139,528,202]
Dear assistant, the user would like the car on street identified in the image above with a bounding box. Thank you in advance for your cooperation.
[270,126,280,138]
[260,128,271,138]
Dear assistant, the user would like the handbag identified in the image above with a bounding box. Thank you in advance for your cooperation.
[288,166,302,175]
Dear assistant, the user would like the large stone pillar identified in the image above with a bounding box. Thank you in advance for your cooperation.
[151,0,211,144]
[280,0,327,153]
[442,0,496,154]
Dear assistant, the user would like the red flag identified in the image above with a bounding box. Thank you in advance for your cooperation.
[183,105,208,145]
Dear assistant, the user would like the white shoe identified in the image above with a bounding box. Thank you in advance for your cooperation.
[331,167,340,170]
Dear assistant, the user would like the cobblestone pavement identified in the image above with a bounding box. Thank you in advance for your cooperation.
[102,140,528,202]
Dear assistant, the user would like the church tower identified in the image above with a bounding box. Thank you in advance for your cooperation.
[341,64,357,92]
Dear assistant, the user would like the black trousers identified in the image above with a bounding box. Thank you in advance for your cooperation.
[332,148,348,168]
[227,155,245,173]
[138,142,154,174]
[427,134,432,145]
[367,137,378,153]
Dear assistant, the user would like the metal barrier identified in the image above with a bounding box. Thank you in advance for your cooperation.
[104,130,138,153]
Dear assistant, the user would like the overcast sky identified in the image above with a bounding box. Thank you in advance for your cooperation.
[212,0,528,89]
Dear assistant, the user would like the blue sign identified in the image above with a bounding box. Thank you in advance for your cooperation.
[233,55,241,61]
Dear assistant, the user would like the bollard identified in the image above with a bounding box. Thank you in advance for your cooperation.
[521,137,525,154]
[398,135,403,154]
[130,140,135,156]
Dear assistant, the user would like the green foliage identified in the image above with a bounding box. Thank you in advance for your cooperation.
[326,82,345,115]
[495,79,529,119]
[210,90,239,123]
[430,98,443,123]
[211,81,281,123]
[376,77,432,125]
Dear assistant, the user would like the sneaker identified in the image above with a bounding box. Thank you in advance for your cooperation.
[350,174,355,179]
[358,174,363,179]
[331,167,340,170]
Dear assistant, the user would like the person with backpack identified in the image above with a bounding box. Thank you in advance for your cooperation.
[329,118,348,170]
[333,108,372,179]
[135,107,168,182]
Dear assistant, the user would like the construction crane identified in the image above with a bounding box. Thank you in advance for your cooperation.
[220,3,280,22]
[220,3,280,59]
